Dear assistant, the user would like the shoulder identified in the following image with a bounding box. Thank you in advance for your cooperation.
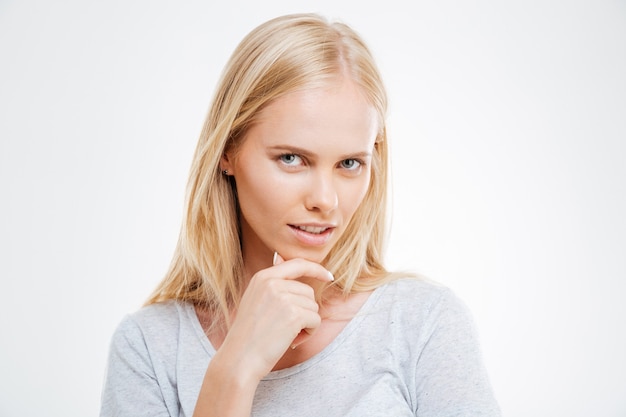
[366,279,501,415]
[376,276,464,311]
[102,300,201,416]
[373,277,477,336]
[110,300,191,350]
[130,300,186,327]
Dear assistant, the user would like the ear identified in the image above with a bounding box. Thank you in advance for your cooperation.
[220,152,234,175]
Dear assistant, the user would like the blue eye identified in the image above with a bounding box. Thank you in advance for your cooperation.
[279,154,302,166]
[340,159,361,170]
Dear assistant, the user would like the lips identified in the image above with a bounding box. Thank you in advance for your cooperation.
[288,223,336,246]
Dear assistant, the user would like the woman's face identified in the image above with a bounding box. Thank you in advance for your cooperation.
[222,78,379,270]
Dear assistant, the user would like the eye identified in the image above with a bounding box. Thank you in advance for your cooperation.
[278,153,303,166]
[340,159,362,171]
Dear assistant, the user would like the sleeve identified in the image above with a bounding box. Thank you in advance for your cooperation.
[414,289,501,417]
[100,316,172,417]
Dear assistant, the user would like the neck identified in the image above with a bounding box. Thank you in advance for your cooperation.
[239,218,274,281]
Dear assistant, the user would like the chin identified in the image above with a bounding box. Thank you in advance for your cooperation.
[280,247,330,264]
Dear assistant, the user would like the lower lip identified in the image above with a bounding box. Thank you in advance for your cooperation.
[289,225,335,246]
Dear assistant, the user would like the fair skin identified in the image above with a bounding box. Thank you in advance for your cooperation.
[193,76,379,417]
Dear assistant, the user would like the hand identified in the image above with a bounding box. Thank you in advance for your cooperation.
[219,253,334,381]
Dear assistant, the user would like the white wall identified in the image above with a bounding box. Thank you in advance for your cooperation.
[1,1,624,416]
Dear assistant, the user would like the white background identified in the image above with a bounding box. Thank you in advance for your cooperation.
[1,1,625,416]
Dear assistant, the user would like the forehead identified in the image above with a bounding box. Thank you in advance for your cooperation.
[248,79,379,151]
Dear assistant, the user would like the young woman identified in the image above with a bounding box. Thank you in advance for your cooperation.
[100,13,500,417]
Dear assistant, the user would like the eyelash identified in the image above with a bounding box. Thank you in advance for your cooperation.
[277,153,364,172]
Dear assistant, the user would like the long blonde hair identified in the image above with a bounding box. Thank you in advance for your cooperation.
[147,13,397,324]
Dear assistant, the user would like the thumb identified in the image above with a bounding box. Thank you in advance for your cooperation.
[272,251,285,266]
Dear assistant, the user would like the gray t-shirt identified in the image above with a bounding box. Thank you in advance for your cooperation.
[100,278,501,416]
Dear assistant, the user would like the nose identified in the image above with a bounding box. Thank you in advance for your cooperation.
[304,170,338,213]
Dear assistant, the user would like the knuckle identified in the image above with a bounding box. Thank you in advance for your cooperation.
[303,286,315,298]
[267,285,285,303]
[310,312,322,327]
[288,304,300,318]
[277,291,291,305]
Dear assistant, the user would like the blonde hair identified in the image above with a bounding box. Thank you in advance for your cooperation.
[147,13,398,324]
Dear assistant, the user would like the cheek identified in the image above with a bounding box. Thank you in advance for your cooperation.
[341,173,372,218]
[234,165,295,224]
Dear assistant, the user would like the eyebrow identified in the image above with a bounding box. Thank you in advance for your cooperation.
[267,145,372,160]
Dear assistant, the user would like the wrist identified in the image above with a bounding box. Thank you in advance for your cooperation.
[193,350,260,417]
[210,346,262,389]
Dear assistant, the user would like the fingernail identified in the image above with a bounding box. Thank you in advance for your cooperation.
[273,251,278,266]
[328,271,335,281]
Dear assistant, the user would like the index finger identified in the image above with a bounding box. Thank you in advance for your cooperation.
[270,255,334,283]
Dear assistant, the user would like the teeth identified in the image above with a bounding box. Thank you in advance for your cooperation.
[297,225,327,234]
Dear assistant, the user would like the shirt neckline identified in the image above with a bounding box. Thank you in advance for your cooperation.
[184,283,389,379]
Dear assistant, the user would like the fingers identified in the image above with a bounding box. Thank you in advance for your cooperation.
[292,308,322,348]
[278,278,317,299]
[291,330,312,350]
[221,252,331,377]
[267,252,334,283]
[290,309,323,349]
